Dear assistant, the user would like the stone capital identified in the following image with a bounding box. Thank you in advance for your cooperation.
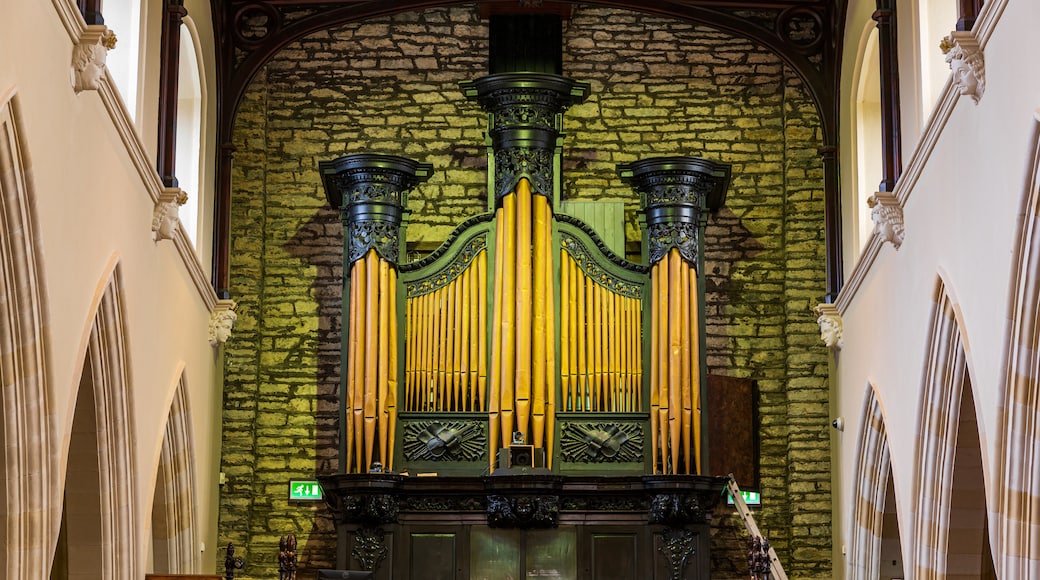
[941,31,985,104]
[71,25,117,93]
[813,303,843,350]
[867,191,904,249]
[209,299,238,347]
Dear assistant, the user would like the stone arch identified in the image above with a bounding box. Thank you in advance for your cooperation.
[54,262,139,580]
[150,368,199,574]
[0,89,58,579]
[912,275,992,578]
[847,384,905,579]
[996,112,1040,578]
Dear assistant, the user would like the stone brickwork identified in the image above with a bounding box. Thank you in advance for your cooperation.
[219,5,830,579]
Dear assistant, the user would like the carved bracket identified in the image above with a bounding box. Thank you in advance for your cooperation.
[867,191,904,249]
[649,493,711,527]
[658,528,696,580]
[71,25,117,93]
[338,494,400,526]
[352,527,390,572]
[152,187,188,242]
[941,31,985,104]
[209,299,238,347]
[486,494,559,528]
[813,303,843,350]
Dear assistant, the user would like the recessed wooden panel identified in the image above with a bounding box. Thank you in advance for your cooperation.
[409,533,456,580]
[526,527,577,579]
[706,374,759,488]
[589,533,638,580]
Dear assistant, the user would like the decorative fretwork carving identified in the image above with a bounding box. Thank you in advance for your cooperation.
[72,25,117,93]
[404,235,487,297]
[494,146,555,202]
[402,421,487,462]
[209,299,238,347]
[640,173,717,207]
[556,215,648,273]
[560,422,643,463]
[647,222,699,267]
[561,235,642,298]
[339,494,399,526]
[813,303,843,350]
[401,214,493,272]
[398,495,485,512]
[941,31,985,104]
[867,191,904,249]
[649,493,711,527]
[486,495,559,528]
[352,527,389,572]
[558,496,647,512]
[347,220,400,266]
[658,528,697,580]
[151,187,188,242]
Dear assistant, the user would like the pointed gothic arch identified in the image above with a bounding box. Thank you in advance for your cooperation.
[55,263,139,580]
[150,369,199,574]
[847,384,905,579]
[0,90,58,579]
[996,112,1040,578]
[912,276,993,579]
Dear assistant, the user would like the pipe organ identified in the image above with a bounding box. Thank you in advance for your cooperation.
[320,74,730,478]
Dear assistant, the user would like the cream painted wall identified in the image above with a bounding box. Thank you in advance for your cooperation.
[836,0,1033,575]
[1,0,223,574]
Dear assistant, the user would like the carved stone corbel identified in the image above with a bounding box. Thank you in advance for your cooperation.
[152,187,188,242]
[941,31,985,104]
[71,25,117,93]
[867,191,904,249]
[813,303,843,350]
[209,299,238,346]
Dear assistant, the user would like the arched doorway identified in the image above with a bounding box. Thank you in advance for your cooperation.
[150,373,199,574]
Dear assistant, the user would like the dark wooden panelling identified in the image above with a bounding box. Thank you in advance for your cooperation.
[706,374,759,488]
[589,533,639,580]
[409,532,457,580]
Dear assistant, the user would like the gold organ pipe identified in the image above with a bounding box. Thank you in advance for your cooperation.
[560,253,571,411]
[649,262,659,473]
[543,204,556,468]
[387,268,399,472]
[404,296,413,410]
[690,266,702,474]
[459,268,471,412]
[499,193,517,448]
[620,296,629,412]
[377,259,390,468]
[363,251,379,473]
[437,285,449,411]
[445,279,457,411]
[477,252,488,413]
[488,207,505,469]
[514,179,532,439]
[668,249,683,474]
[345,259,360,472]
[531,191,548,447]
[423,291,435,411]
[680,261,693,474]
[609,291,619,411]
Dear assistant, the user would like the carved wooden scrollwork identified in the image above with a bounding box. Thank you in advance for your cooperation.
[486,494,559,528]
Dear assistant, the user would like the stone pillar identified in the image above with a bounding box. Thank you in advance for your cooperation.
[620,157,731,475]
[319,153,433,473]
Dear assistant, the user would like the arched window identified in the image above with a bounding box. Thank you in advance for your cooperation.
[176,19,204,248]
[855,26,882,250]
[918,0,959,112]
[101,0,143,120]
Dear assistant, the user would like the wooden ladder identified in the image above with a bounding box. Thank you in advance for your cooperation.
[727,477,789,580]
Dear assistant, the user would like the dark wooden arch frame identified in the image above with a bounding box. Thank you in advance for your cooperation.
[209,0,849,300]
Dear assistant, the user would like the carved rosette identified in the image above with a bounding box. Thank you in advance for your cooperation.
[319,154,433,267]
[620,157,732,268]
[461,73,590,202]
[941,31,985,104]
[486,494,559,528]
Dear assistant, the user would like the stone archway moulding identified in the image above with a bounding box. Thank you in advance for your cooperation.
[996,109,1040,579]
[846,384,898,580]
[152,370,200,574]
[0,89,58,580]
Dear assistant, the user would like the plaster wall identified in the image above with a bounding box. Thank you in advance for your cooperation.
[1,0,224,573]
[835,0,1033,573]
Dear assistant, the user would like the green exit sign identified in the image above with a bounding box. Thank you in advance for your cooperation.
[289,480,324,501]
[727,490,762,506]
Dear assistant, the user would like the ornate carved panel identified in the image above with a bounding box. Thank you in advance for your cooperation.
[560,422,644,464]
[401,420,487,462]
